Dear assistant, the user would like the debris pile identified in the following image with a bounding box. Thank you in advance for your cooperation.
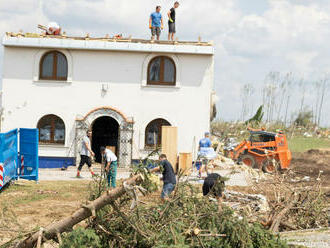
[85,180,288,248]
[223,191,270,215]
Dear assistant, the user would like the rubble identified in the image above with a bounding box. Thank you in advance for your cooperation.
[224,191,270,213]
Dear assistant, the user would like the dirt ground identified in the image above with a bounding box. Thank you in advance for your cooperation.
[291,149,330,187]
[228,148,330,196]
[0,181,91,245]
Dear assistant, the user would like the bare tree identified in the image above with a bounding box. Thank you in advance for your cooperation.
[263,72,280,123]
[298,78,306,114]
[313,81,322,125]
[240,84,254,122]
[276,73,293,122]
[317,77,329,126]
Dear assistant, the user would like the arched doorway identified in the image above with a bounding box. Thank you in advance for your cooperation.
[91,116,119,163]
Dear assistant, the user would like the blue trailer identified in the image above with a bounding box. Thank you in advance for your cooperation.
[0,128,39,190]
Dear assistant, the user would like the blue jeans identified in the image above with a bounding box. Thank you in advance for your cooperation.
[161,183,176,199]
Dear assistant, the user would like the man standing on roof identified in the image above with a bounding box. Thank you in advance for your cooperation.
[77,130,96,178]
[100,146,118,188]
[149,6,163,41]
[168,1,180,41]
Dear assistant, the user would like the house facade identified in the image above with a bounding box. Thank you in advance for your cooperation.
[1,33,215,168]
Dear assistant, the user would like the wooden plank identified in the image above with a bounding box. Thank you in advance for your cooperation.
[161,126,178,172]
[106,146,116,154]
[179,153,192,175]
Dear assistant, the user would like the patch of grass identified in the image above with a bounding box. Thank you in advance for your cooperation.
[0,180,90,207]
[288,137,330,152]
[11,193,50,205]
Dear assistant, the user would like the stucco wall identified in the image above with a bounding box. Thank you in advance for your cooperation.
[1,46,214,160]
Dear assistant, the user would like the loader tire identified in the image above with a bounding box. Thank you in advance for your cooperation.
[240,154,256,168]
[262,159,280,174]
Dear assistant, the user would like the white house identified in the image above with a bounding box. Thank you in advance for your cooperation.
[0,33,215,168]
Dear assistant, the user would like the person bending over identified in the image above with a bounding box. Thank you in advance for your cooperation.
[100,146,118,188]
[151,154,176,200]
[203,173,225,212]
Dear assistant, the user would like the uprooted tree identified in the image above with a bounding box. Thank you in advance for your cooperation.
[13,175,143,248]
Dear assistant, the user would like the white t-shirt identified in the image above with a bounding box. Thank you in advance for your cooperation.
[104,149,117,162]
[80,136,91,156]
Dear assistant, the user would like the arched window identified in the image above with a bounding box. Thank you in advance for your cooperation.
[147,56,176,86]
[145,118,171,148]
[37,114,65,144]
[39,51,68,81]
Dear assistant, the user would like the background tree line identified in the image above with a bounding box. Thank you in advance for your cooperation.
[240,72,329,127]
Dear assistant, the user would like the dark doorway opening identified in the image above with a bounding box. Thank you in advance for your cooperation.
[92,116,119,163]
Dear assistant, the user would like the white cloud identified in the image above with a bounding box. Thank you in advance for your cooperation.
[0,0,330,125]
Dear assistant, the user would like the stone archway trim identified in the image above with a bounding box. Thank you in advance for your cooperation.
[76,106,134,124]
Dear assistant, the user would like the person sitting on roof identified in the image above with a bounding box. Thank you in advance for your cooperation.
[46,22,61,35]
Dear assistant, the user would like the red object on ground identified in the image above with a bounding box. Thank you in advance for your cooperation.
[21,155,24,175]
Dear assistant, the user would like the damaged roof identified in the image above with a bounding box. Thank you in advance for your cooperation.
[2,32,214,55]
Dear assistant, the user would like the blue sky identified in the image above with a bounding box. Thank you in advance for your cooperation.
[0,0,329,126]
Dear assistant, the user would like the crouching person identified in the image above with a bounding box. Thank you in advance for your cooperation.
[203,173,225,212]
[151,154,176,200]
[100,146,118,189]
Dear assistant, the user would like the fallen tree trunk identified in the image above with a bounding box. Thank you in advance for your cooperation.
[16,175,142,248]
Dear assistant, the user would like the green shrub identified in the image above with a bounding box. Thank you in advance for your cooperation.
[60,227,101,248]
[294,111,313,127]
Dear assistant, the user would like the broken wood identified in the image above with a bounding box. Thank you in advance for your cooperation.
[36,228,43,248]
[279,221,297,231]
[16,175,143,248]
[269,193,298,233]
[161,126,178,172]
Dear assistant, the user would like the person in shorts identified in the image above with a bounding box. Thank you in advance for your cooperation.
[149,6,163,41]
[151,154,176,200]
[167,1,180,41]
[198,132,213,177]
[77,130,96,178]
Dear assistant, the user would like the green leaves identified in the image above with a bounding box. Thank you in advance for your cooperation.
[60,227,101,248]
[245,105,264,126]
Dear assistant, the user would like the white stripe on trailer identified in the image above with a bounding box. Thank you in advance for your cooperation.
[0,163,3,187]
